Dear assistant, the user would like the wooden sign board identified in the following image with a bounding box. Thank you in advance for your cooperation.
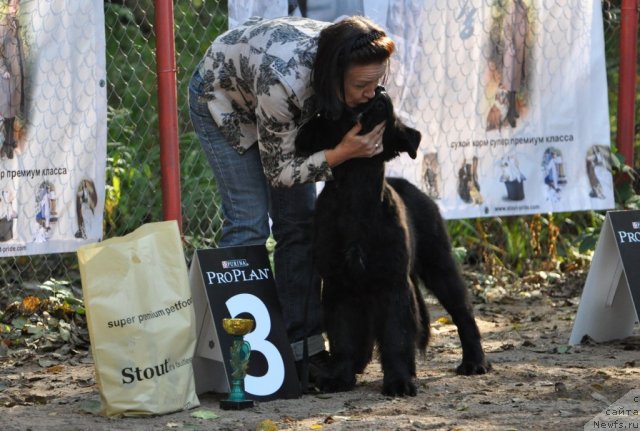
[569,210,640,345]
[188,245,301,400]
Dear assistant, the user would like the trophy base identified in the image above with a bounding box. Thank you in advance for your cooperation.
[220,399,255,410]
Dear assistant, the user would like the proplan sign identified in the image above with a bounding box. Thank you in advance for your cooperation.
[188,245,300,400]
[570,210,640,344]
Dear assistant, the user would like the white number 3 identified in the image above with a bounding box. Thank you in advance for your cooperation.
[226,293,285,396]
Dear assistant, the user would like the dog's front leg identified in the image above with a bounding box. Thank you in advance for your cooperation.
[374,285,419,397]
[320,283,374,393]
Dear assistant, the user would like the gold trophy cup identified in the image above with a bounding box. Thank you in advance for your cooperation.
[220,318,255,410]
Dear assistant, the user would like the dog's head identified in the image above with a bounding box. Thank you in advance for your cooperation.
[295,86,421,161]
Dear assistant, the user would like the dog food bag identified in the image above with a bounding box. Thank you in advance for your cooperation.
[78,221,200,416]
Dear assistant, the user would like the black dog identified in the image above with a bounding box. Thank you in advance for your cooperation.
[295,87,490,396]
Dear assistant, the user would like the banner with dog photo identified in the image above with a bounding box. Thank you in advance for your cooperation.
[0,0,106,256]
[230,0,613,219]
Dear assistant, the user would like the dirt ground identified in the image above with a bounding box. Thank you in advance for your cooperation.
[1,270,639,431]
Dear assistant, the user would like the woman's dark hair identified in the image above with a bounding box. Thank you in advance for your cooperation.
[312,16,395,119]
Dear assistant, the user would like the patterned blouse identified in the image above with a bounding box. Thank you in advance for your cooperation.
[197,16,334,187]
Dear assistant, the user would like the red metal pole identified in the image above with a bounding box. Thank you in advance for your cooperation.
[155,0,183,230]
[616,0,638,168]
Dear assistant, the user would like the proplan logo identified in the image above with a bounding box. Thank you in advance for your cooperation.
[207,257,271,285]
[617,220,640,243]
[222,258,249,269]
[584,389,640,430]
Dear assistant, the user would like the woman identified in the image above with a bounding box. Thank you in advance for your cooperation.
[0,0,24,159]
[501,0,528,128]
[188,15,395,387]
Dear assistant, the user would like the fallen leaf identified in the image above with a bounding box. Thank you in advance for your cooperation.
[21,296,41,314]
[79,399,102,415]
[37,358,56,368]
[45,364,64,374]
[554,382,568,396]
[190,409,219,420]
[314,394,332,399]
[24,394,48,405]
[10,317,27,330]
[166,422,184,429]
[435,316,452,325]
[256,419,277,431]
[591,392,611,404]
[333,415,360,421]
[24,323,45,337]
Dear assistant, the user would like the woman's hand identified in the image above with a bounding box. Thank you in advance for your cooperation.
[324,120,385,168]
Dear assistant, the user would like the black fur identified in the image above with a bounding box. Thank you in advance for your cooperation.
[296,87,490,396]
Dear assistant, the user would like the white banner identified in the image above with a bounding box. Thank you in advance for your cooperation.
[230,0,614,219]
[0,0,106,256]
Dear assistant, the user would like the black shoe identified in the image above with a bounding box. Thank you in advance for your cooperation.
[2,145,13,159]
[296,350,330,394]
[507,91,518,128]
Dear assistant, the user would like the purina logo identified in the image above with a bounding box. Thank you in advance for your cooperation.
[632,221,640,229]
[222,259,249,269]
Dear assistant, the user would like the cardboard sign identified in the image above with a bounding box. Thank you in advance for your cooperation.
[569,210,640,345]
[189,245,300,400]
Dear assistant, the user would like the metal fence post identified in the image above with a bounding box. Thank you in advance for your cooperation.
[155,0,183,230]
[616,0,638,167]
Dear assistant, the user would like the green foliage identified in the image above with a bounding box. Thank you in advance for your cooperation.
[104,106,159,237]
[104,2,228,241]
[104,3,160,238]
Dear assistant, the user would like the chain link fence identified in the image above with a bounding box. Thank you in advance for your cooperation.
[0,0,636,299]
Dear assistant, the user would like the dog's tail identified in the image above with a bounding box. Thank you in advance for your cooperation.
[412,278,430,352]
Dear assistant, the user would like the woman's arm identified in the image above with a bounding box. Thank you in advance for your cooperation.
[256,84,385,186]
[324,121,385,167]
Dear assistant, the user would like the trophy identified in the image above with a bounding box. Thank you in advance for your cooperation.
[220,318,255,410]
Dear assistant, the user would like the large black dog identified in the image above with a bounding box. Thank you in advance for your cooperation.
[295,87,490,396]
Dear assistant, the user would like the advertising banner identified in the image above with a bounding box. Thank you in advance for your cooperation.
[230,0,613,219]
[0,0,106,256]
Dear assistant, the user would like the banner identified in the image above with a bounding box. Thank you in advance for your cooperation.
[0,0,106,256]
[229,0,613,219]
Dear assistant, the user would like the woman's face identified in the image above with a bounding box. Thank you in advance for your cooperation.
[342,62,387,108]
[8,0,18,14]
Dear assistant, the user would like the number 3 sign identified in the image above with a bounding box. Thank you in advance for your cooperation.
[189,246,301,400]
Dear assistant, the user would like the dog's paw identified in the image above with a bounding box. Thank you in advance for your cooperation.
[455,359,492,376]
[382,378,417,397]
[317,374,356,393]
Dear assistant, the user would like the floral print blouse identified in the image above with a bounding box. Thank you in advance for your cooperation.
[197,16,334,187]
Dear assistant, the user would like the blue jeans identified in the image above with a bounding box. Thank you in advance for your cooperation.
[188,68,324,360]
